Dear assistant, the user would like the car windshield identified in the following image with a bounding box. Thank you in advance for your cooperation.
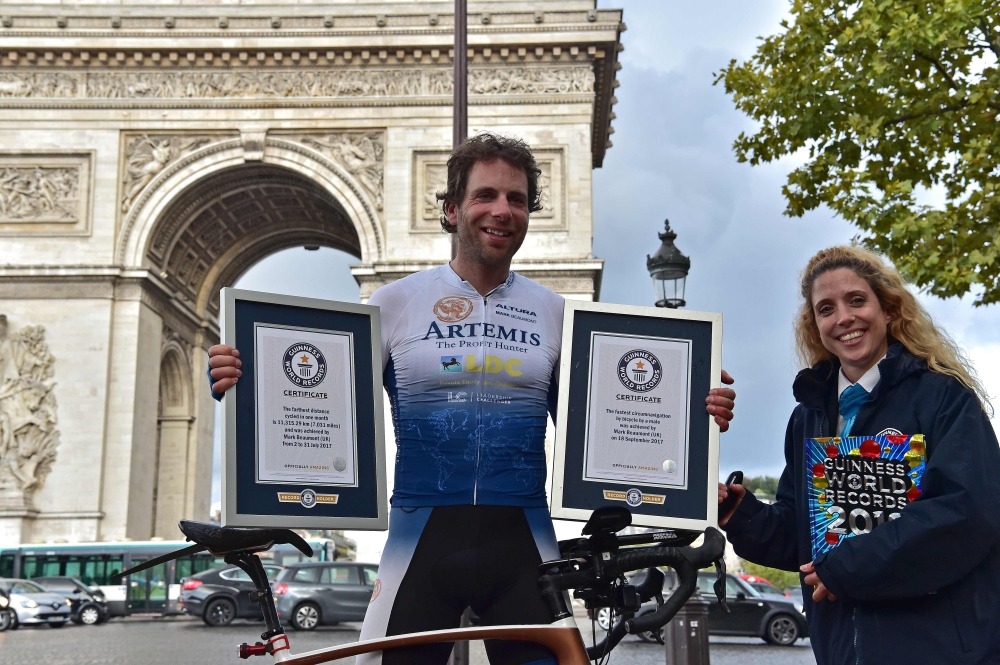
[11,580,45,594]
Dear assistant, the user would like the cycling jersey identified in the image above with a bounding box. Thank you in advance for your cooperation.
[369,264,564,508]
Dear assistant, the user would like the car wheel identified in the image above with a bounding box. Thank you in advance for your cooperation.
[595,607,611,631]
[0,610,12,632]
[203,598,237,627]
[79,605,102,626]
[638,626,664,644]
[765,614,799,646]
[291,603,321,631]
[50,621,67,628]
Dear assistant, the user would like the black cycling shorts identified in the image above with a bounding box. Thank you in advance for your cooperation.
[357,504,560,665]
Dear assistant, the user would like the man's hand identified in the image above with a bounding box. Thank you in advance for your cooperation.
[209,344,241,393]
[706,370,736,431]
[801,561,837,603]
[717,482,746,527]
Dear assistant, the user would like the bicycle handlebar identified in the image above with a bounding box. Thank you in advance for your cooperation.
[538,525,727,659]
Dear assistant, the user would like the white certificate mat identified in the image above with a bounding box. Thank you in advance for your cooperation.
[254,324,358,487]
[583,332,692,489]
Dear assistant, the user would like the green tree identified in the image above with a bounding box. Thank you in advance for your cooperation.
[717,1,1000,304]
[743,475,780,498]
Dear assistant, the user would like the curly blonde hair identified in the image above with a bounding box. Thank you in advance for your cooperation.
[795,245,991,413]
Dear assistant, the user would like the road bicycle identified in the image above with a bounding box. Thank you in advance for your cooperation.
[117,506,728,664]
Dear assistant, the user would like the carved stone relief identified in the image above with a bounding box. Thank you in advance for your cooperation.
[0,315,60,510]
[120,134,220,215]
[0,66,594,102]
[0,153,93,236]
[294,132,385,212]
[411,148,565,232]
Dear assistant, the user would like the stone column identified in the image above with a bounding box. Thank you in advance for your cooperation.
[99,284,163,542]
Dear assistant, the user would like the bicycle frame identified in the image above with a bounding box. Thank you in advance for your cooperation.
[117,512,726,665]
[245,620,590,665]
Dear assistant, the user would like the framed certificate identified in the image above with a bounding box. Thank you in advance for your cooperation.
[550,300,722,531]
[221,288,388,530]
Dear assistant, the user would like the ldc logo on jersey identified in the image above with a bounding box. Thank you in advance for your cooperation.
[283,343,328,388]
[618,350,662,392]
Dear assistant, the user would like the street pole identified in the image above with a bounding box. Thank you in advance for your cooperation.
[453,0,468,150]
[450,0,467,261]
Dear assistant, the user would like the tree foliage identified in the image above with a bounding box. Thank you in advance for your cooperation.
[718,1,1000,304]
[743,475,780,498]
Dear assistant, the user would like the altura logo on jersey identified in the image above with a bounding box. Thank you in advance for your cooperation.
[422,321,540,346]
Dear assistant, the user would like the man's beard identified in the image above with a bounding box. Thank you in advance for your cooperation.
[455,210,525,267]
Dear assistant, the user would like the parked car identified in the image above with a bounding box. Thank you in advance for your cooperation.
[0,578,72,628]
[739,574,790,598]
[34,576,110,625]
[179,564,283,626]
[0,587,12,631]
[698,572,805,645]
[273,562,378,630]
[592,570,807,646]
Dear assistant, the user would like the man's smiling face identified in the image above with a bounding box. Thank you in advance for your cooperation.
[448,159,529,269]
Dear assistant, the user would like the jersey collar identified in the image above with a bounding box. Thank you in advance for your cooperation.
[440,263,517,298]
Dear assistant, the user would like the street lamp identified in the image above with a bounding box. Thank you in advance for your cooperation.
[647,219,690,308]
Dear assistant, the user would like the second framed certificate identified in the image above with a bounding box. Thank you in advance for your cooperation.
[550,301,722,531]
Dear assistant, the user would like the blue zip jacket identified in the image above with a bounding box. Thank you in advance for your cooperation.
[723,343,1000,664]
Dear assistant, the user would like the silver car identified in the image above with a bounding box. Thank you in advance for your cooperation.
[273,563,377,630]
[0,578,72,628]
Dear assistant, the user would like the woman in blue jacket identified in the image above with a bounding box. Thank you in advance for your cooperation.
[719,246,1000,664]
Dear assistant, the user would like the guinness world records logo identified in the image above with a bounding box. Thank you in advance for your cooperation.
[283,342,327,388]
[617,349,662,392]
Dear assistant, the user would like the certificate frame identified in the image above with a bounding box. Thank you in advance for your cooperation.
[221,287,388,530]
[550,300,722,531]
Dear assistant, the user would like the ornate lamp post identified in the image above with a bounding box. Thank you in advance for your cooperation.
[647,219,690,309]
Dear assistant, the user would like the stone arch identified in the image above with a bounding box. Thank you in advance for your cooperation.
[153,339,194,538]
[118,137,383,318]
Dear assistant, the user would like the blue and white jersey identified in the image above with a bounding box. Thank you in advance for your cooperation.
[369,264,564,508]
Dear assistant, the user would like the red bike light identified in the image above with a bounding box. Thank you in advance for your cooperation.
[274,583,289,595]
[182,579,203,591]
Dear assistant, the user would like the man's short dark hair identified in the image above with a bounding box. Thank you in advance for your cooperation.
[437,132,542,233]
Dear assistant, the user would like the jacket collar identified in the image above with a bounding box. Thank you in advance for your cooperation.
[792,341,925,410]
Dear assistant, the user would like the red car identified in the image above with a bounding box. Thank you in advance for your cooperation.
[739,574,790,598]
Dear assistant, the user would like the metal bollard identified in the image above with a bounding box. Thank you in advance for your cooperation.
[664,593,710,665]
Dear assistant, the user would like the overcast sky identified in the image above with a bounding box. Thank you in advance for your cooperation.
[215,0,1000,560]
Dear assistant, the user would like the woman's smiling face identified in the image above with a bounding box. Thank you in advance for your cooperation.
[811,268,891,383]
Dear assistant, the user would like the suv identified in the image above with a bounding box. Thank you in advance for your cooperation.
[180,565,283,626]
[0,578,72,629]
[34,576,110,625]
[595,571,807,646]
[273,562,377,631]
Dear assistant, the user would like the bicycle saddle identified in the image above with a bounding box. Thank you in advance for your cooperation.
[179,520,313,557]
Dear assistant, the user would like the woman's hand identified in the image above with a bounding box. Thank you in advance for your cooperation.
[707,370,736,431]
[801,561,837,602]
[209,344,242,393]
[717,482,746,527]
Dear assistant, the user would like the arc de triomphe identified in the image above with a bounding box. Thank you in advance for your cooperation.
[0,1,622,545]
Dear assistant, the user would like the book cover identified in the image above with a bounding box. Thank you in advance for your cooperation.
[807,434,926,559]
